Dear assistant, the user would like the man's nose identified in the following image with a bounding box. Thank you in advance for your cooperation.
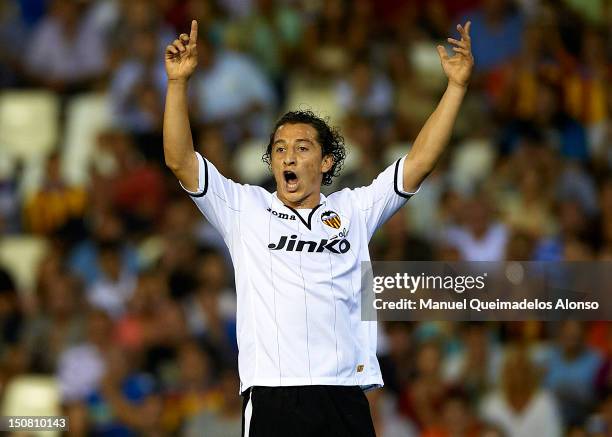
[283,150,296,165]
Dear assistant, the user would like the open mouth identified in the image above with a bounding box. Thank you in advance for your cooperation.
[283,171,299,192]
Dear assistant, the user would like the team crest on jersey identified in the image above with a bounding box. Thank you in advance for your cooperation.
[321,210,341,229]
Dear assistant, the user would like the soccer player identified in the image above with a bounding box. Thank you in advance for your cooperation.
[164,20,473,437]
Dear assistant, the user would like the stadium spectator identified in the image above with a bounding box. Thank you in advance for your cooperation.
[184,251,236,347]
[480,423,507,437]
[335,116,382,188]
[24,269,85,373]
[585,393,612,436]
[24,0,107,93]
[86,240,137,319]
[444,322,503,403]
[109,29,167,135]
[57,310,114,403]
[379,322,415,397]
[141,298,190,390]
[196,126,238,180]
[0,268,24,392]
[444,193,509,261]
[480,346,562,437]
[533,199,591,261]
[0,167,21,235]
[544,321,604,427]
[104,0,174,69]
[557,155,599,209]
[68,208,139,288]
[183,369,243,437]
[493,19,567,119]
[388,42,443,137]
[460,0,524,73]
[191,35,277,144]
[563,28,609,132]
[500,166,556,238]
[182,0,228,48]
[336,57,394,125]
[399,341,451,430]
[367,388,419,437]
[92,130,168,233]
[302,0,353,77]
[0,1,25,88]
[23,151,87,237]
[162,340,219,434]
[421,390,482,437]
[86,346,162,436]
[232,0,303,98]
[374,211,435,261]
[115,269,168,353]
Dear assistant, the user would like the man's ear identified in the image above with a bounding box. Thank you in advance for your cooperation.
[321,155,334,174]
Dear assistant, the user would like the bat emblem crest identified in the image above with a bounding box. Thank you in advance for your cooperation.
[321,210,341,229]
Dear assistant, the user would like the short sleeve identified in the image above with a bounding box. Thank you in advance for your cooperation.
[180,151,243,238]
[351,156,420,239]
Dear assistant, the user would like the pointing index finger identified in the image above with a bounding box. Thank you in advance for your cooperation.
[189,20,198,45]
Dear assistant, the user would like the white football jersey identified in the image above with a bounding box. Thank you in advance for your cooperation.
[182,151,416,393]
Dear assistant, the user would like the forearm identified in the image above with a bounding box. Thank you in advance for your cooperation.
[163,79,198,189]
[403,82,466,191]
[409,83,466,168]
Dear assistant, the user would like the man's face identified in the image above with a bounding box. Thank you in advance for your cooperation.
[271,123,332,208]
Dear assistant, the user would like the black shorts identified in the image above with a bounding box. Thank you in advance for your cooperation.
[241,385,376,437]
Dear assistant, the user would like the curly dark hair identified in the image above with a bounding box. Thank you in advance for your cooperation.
[262,110,346,186]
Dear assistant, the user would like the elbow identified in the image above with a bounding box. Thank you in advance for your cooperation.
[165,159,181,173]
[403,157,434,191]
[405,156,435,177]
[164,151,184,174]
[165,160,188,178]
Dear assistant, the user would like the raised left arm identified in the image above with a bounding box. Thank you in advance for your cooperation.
[403,21,473,192]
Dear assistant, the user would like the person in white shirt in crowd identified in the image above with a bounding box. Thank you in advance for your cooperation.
[480,345,563,437]
[191,34,277,145]
[25,0,107,92]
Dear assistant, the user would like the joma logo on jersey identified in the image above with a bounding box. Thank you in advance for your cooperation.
[266,208,296,221]
[321,210,341,229]
[268,235,350,254]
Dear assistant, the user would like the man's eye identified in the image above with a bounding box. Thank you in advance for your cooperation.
[298,146,308,152]
[276,147,285,153]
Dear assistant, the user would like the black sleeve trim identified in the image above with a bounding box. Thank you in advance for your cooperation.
[393,159,411,199]
[189,157,209,198]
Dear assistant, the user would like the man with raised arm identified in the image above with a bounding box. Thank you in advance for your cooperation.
[164,19,473,437]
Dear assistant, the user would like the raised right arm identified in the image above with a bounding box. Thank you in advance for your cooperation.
[163,20,199,191]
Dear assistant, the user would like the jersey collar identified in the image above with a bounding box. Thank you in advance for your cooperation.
[272,192,328,230]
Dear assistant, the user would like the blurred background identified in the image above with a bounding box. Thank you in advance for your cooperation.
[0,0,610,435]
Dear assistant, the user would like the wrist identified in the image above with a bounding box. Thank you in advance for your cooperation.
[447,80,468,93]
[167,77,190,86]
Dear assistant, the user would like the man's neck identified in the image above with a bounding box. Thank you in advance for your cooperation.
[277,192,321,209]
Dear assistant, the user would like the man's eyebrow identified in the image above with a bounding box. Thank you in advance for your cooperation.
[273,138,314,145]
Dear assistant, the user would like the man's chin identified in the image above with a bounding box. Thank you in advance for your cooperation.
[277,186,305,204]
[282,190,302,202]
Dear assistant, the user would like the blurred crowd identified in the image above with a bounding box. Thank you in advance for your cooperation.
[0,0,611,435]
